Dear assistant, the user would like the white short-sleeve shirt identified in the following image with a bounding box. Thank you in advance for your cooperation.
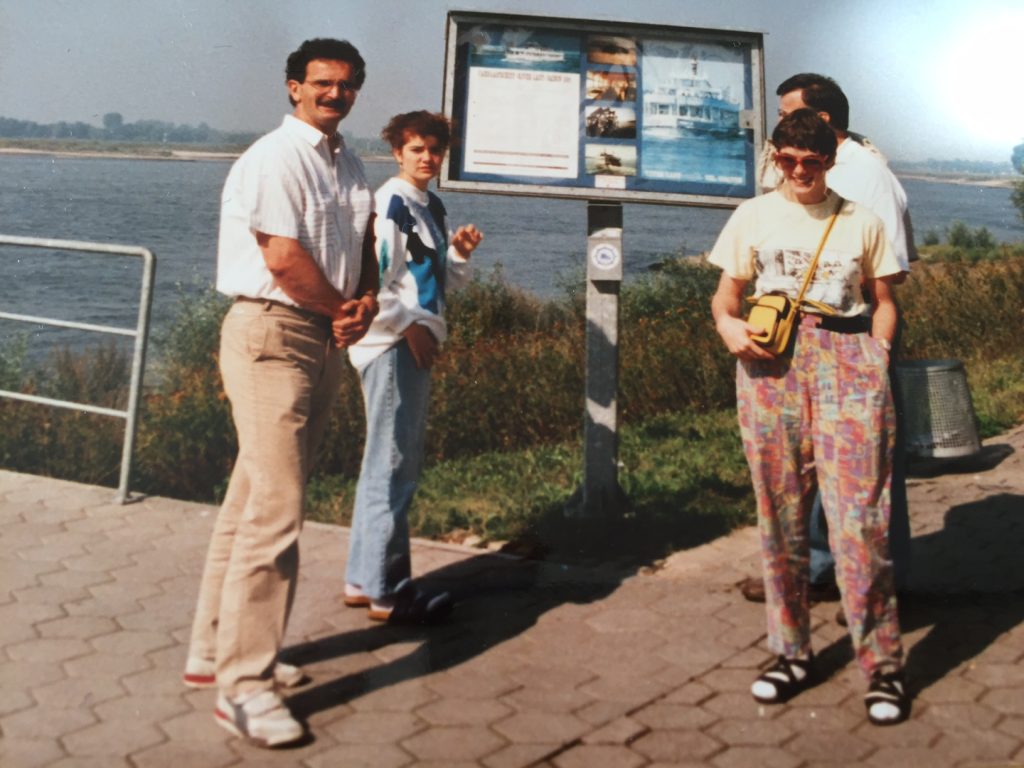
[216,114,373,304]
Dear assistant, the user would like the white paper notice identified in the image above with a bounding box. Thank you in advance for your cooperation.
[464,67,580,179]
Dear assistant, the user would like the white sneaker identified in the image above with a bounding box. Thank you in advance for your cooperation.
[183,657,306,689]
[214,689,304,748]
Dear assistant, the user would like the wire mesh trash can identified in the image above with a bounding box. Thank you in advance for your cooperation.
[895,360,981,459]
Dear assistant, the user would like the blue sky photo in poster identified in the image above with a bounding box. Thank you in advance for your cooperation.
[464,25,582,73]
[640,40,749,187]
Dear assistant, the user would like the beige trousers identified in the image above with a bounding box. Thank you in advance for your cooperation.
[188,299,345,697]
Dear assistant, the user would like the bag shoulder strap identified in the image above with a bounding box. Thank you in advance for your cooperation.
[794,196,844,307]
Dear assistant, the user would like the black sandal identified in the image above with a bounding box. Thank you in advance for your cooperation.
[751,654,815,703]
[865,670,910,725]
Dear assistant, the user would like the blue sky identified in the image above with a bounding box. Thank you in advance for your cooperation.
[2,0,1022,162]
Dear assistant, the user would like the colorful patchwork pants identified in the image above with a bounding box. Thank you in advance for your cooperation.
[737,326,903,679]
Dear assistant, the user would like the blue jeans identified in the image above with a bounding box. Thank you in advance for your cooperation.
[346,340,431,600]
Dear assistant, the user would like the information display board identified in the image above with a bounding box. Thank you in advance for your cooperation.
[440,11,765,207]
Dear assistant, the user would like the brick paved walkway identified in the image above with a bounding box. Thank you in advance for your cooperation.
[2,425,1022,767]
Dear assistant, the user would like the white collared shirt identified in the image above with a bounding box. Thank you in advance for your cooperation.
[216,114,373,303]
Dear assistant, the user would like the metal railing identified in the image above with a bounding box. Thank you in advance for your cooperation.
[0,235,155,503]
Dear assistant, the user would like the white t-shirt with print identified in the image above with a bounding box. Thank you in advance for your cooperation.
[708,190,902,318]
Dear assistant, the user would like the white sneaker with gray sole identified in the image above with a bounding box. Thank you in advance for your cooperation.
[183,657,306,689]
[214,689,304,748]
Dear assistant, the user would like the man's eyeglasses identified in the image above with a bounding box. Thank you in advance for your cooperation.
[308,79,360,94]
[774,153,827,173]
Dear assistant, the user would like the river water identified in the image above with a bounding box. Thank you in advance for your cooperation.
[1,153,1021,360]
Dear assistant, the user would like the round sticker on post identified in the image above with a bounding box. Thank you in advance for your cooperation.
[591,243,620,270]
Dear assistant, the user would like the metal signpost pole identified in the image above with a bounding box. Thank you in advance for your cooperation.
[568,200,627,518]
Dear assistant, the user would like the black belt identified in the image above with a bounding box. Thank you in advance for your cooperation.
[234,297,332,331]
[799,313,871,334]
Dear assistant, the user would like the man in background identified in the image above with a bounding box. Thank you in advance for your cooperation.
[744,72,914,610]
[183,38,377,748]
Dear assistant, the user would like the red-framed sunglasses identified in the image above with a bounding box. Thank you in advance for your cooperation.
[774,153,828,173]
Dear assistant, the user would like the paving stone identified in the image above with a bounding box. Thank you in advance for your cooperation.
[157,708,233,744]
[62,650,153,680]
[784,730,875,762]
[348,678,437,712]
[36,615,118,640]
[322,710,424,743]
[0,686,34,718]
[131,741,239,768]
[507,663,595,692]
[861,746,955,768]
[711,745,802,768]
[6,636,91,664]
[303,743,414,768]
[663,681,715,705]
[573,699,634,727]
[482,743,559,768]
[0,704,97,740]
[503,686,593,714]
[492,710,590,744]
[553,744,646,768]
[578,674,673,706]
[93,693,191,725]
[707,717,792,746]
[581,716,647,745]
[853,717,942,747]
[62,718,166,757]
[997,715,1024,740]
[424,670,520,700]
[31,675,126,709]
[932,728,1020,762]
[632,702,719,731]
[964,662,1024,688]
[630,729,723,762]
[917,700,1002,730]
[417,697,512,727]
[90,629,174,656]
[981,688,1024,716]
[773,702,864,731]
[0,736,69,768]
[400,725,506,762]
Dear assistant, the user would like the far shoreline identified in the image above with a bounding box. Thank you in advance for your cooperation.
[0,145,1015,187]
[0,146,393,164]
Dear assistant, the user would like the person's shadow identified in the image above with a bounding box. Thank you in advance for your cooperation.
[280,546,623,722]
[812,440,1024,699]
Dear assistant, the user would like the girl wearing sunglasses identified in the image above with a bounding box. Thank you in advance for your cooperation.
[708,108,908,726]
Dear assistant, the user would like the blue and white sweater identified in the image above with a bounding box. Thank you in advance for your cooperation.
[348,177,471,370]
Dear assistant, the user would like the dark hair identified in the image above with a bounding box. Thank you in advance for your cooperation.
[285,38,366,105]
[381,111,451,151]
[776,72,849,131]
[771,108,838,159]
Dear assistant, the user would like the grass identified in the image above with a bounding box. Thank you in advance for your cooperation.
[1,250,1022,561]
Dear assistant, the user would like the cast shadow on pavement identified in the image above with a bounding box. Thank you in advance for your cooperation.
[280,550,626,723]
[814,489,1024,701]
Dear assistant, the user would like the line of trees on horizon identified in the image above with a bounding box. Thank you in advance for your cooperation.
[0,113,260,146]
[0,113,391,155]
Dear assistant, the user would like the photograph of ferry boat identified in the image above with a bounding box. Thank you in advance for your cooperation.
[586,35,638,67]
[466,25,581,73]
[585,105,637,138]
[585,143,637,176]
[586,70,637,102]
[639,39,750,189]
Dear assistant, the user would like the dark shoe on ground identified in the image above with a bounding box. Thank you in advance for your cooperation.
[368,579,454,625]
[184,658,307,689]
[865,670,910,725]
[739,576,766,602]
[751,654,816,704]
[739,577,840,604]
[215,689,304,748]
